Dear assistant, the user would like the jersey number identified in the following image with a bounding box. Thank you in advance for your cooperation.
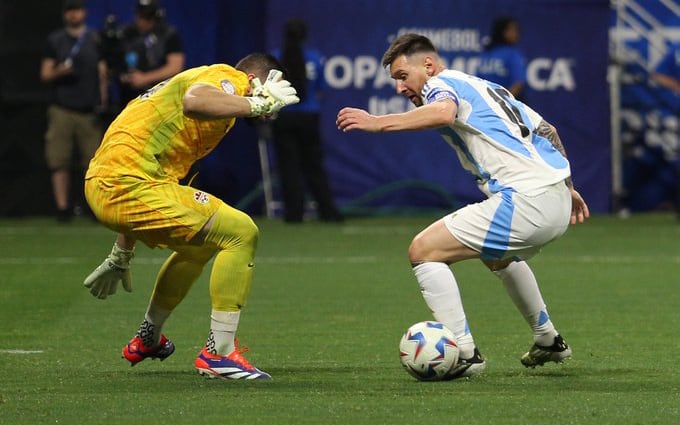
[140,79,170,100]
[486,87,529,137]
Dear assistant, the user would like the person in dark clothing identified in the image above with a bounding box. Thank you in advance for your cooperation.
[476,16,527,103]
[40,0,108,222]
[271,19,343,223]
[118,0,184,105]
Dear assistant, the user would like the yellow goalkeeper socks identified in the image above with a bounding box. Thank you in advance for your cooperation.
[203,203,258,312]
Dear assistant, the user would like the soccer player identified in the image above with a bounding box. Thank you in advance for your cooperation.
[82,53,299,380]
[337,34,589,379]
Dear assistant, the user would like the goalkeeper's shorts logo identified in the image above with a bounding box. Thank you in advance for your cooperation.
[193,191,210,204]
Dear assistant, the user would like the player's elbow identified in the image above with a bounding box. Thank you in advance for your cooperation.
[426,100,456,128]
[431,104,456,128]
[436,111,455,127]
[182,97,196,116]
[182,96,205,120]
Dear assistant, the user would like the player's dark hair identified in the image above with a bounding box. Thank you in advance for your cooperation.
[235,52,283,82]
[136,0,161,20]
[486,16,517,50]
[280,19,308,102]
[382,33,438,68]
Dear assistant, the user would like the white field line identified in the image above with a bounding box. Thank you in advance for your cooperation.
[0,256,381,265]
[340,226,419,235]
[0,226,107,235]
[0,349,44,354]
[0,255,678,265]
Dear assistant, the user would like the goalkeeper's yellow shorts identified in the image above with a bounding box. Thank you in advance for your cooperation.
[84,176,223,248]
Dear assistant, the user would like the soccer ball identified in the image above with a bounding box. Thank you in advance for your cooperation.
[399,321,459,381]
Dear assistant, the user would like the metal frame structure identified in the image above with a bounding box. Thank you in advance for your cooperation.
[608,0,679,212]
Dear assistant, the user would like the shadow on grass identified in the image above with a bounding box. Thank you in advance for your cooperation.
[89,362,672,396]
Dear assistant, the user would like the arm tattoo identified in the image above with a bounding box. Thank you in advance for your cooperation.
[535,120,566,156]
[535,119,573,188]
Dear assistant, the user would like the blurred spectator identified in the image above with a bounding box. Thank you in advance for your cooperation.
[118,0,184,105]
[650,43,680,218]
[40,0,107,222]
[271,18,343,223]
[476,16,527,102]
[651,43,680,96]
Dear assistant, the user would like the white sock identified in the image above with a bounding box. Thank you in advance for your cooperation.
[206,310,240,355]
[494,261,558,346]
[139,302,172,346]
[413,262,476,358]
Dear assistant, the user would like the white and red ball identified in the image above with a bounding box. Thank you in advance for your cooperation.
[399,321,459,381]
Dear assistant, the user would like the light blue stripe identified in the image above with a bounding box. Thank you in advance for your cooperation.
[487,179,507,194]
[531,132,569,169]
[437,127,490,182]
[505,92,535,132]
[438,76,531,158]
[499,90,568,170]
[481,190,515,260]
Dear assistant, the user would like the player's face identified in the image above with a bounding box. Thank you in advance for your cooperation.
[504,21,520,45]
[389,54,429,107]
[135,15,155,32]
[63,8,86,28]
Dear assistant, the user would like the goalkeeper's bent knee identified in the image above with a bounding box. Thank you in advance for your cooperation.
[204,203,259,255]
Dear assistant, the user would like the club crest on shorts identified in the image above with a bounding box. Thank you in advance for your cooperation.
[193,191,210,204]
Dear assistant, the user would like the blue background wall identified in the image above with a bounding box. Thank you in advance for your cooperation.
[262,0,611,213]
[1,0,612,216]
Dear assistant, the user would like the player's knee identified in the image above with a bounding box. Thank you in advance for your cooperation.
[206,206,259,251]
[239,214,259,248]
[407,236,428,264]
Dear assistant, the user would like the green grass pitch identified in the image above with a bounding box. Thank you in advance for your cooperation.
[1,213,679,424]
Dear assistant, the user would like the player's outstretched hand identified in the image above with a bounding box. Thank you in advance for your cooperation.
[336,107,380,133]
[569,188,590,224]
[83,243,134,299]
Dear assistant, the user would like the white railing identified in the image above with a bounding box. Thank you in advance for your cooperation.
[609,0,678,213]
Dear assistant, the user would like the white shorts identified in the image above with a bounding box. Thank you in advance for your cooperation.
[443,182,571,261]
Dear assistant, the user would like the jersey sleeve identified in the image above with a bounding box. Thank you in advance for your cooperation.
[190,65,249,96]
[43,33,59,60]
[423,77,459,106]
[165,27,183,54]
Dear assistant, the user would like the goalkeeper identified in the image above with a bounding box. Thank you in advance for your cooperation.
[82,53,298,380]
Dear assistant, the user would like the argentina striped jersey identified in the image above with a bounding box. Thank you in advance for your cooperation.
[422,69,570,196]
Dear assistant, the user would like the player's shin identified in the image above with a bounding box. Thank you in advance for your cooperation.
[413,262,476,358]
[494,260,558,346]
[205,310,241,355]
[203,204,258,355]
[144,247,214,345]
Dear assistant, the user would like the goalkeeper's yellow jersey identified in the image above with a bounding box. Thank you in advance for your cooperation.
[86,64,249,182]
